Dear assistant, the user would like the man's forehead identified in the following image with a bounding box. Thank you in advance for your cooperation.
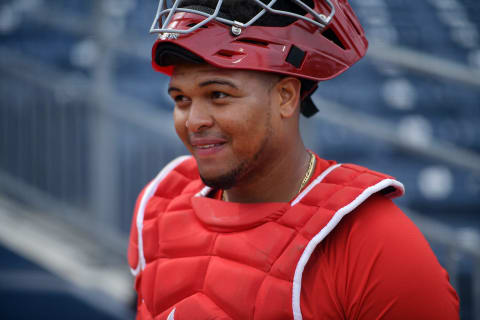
[172,63,239,78]
[170,63,280,87]
[168,64,250,94]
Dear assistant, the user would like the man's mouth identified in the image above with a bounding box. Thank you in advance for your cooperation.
[195,143,224,149]
[190,137,228,156]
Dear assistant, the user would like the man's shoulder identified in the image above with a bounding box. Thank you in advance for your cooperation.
[297,157,404,209]
[303,193,459,319]
[310,155,403,192]
[328,162,400,187]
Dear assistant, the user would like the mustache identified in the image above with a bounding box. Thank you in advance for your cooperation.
[188,132,228,141]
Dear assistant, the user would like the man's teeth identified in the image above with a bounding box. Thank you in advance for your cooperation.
[197,144,220,149]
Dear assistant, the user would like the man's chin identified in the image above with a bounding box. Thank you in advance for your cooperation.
[199,164,244,190]
[200,173,236,190]
[198,159,248,190]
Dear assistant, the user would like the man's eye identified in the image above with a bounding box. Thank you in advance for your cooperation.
[173,95,187,102]
[211,91,228,99]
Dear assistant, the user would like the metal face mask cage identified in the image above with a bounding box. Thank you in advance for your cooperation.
[150,0,336,36]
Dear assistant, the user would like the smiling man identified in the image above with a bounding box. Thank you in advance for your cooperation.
[170,65,307,202]
[127,1,459,319]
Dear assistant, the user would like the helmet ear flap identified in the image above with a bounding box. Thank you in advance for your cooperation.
[299,80,319,117]
[301,96,319,118]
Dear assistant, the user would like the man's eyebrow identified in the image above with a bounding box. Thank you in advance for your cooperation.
[167,86,181,94]
[167,79,238,94]
[199,79,238,89]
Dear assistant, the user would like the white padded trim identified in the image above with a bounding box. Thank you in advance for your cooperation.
[130,261,141,276]
[130,155,191,276]
[167,308,176,320]
[291,164,342,207]
[291,176,405,320]
[196,186,212,197]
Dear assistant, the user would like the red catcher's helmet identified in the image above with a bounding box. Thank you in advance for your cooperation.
[150,0,368,117]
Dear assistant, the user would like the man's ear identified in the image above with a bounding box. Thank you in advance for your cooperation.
[274,77,302,119]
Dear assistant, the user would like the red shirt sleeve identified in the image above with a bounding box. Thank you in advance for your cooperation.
[300,194,460,320]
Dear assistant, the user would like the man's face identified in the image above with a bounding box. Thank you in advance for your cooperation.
[168,63,280,190]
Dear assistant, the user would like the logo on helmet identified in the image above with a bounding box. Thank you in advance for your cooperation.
[159,32,179,41]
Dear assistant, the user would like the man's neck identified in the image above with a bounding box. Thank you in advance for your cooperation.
[223,144,311,203]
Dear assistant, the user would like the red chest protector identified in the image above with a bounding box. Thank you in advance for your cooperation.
[128,155,404,320]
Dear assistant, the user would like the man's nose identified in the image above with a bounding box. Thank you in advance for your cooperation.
[186,101,214,132]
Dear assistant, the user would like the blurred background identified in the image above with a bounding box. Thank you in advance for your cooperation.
[0,0,479,319]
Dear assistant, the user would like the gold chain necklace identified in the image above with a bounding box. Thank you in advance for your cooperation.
[221,151,316,201]
[298,151,316,194]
